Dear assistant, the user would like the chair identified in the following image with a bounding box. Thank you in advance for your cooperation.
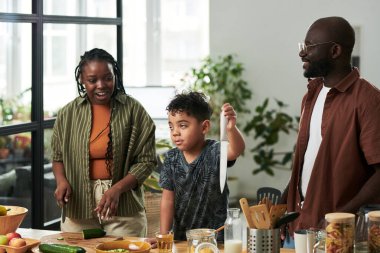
[256,187,282,205]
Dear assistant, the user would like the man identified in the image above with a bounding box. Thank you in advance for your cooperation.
[283,16,380,239]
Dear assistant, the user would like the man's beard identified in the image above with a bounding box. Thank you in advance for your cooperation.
[304,58,331,78]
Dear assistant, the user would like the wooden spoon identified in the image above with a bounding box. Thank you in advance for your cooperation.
[239,198,255,228]
[249,204,271,229]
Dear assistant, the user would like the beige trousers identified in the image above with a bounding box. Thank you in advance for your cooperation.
[61,179,147,237]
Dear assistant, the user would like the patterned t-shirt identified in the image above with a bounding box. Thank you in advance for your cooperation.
[159,139,235,241]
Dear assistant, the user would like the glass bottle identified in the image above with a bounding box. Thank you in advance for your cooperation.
[224,208,243,253]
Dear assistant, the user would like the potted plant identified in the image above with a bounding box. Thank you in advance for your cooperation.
[182,54,298,176]
[181,54,252,137]
[0,136,11,159]
[243,98,298,175]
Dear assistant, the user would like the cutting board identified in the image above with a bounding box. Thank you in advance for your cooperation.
[34,232,119,253]
[32,232,295,253]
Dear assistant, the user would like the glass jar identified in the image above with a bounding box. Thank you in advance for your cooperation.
[224,208,243,253]
[355,209,369,253]
[368,210,380,253]
[314,230,327,253]
[186,228,217,253]
[325,212,355,253]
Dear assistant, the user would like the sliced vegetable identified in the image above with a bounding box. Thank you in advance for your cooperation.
[82,228,106,239]
[39,243,86,253]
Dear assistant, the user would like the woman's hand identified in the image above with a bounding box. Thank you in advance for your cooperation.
[54,179,72,207]
[145,238,157,249]
[95,186,121,220]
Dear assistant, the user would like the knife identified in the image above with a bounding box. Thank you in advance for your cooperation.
[219,112,228,193]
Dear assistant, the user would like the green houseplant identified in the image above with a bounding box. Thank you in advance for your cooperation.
[181,54,252,137]
[243,98,298,175]
[182,54,298,176]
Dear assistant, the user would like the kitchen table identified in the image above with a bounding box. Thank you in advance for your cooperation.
[16,228,295,253]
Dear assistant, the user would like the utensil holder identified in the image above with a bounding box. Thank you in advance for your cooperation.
[247,228,280,253]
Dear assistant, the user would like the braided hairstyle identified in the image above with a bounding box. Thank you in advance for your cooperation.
[74,48,125,176]
[75,48,125,97]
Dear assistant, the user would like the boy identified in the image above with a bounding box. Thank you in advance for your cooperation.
[159,91,245,240]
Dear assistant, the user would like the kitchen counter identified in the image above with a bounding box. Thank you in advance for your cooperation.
[16,228,294,253]
[17,228,58,240]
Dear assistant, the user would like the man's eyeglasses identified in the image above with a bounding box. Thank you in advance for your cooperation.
[298,41,336,53]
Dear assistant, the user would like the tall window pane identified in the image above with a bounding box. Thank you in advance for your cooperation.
[0,133,32,227]
[161,0,209,85]
[0,0,31,14]
[43,0,116,18]
[0,23,31,126]
[123,0,209,87]
[43,24,117,118]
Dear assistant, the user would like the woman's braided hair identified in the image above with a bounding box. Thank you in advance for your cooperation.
[74,48,125,176]
[75,48,125,97]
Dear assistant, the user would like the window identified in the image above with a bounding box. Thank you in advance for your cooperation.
[0,23,32,125]
[0,0,31,14]
[0,0,122,229]
[43,0,116,18]
[0,133,32,227]
[123,0,209,87]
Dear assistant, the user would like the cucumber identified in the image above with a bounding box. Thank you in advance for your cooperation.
[82,228,106,239]
[39,243,86,253]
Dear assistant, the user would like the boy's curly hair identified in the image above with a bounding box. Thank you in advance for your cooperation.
[166,91,213,122]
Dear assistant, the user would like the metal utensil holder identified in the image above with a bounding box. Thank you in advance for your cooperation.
[247,228,281,253]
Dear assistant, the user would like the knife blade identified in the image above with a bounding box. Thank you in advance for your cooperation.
[220,112,228,193]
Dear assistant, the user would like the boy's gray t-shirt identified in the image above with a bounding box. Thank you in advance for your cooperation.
[159,139,235,241]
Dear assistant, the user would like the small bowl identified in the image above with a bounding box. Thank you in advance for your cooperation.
[95,240,151,253]
[0,206,28,235]
[0,238,40,253]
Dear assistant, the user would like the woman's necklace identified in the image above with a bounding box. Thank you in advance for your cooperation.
[90,120,110,143]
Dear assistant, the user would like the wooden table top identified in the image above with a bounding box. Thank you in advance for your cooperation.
[17,228,295,253]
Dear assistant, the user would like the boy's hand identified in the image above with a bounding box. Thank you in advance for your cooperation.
[221,103,237,130]
[221,103,246,160]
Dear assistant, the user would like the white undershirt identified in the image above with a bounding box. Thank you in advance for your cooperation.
[301,85,331,198]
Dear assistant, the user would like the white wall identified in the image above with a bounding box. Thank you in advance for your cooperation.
[209,0,380,199]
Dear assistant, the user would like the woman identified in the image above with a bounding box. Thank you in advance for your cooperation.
[51,48,156,236]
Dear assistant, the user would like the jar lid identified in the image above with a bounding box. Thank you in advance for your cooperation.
[186,229,216,240]
[325,212,355,222]
[368,211,380,221]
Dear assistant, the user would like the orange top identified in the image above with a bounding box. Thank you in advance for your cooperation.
[89,104,112,180]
